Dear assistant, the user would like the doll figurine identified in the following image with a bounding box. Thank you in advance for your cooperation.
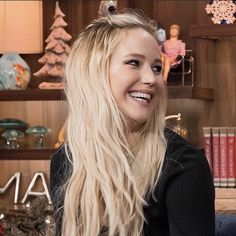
[161,24,186,67]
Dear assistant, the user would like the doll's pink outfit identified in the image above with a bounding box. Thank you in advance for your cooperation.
[162,39,186,67]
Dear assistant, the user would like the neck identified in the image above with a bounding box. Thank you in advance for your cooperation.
[127,131,140,154]
[170,36,178,40]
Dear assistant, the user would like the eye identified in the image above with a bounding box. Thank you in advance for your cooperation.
[126,59,140,67]
[152,64,162,74]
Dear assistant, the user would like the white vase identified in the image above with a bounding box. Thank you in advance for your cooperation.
[0,52,31,90]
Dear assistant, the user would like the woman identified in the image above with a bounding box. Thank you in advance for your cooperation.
[162,24,186,68]
[50,10,215,236]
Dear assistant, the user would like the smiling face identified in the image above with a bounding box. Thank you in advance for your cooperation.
[109,27,164,130]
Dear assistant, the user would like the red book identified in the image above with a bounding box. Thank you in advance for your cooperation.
[219,127,227,187]
[203,127,212,173]
[227,127,235,187]
[212,127,220,188]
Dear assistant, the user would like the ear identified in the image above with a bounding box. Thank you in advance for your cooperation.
[161,53,170,81]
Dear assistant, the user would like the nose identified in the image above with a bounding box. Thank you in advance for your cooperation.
[140,67,158,85]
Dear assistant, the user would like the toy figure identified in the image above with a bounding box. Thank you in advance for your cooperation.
[161,24,186,67]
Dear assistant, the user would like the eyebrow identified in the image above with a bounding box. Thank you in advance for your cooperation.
[124,53,162,64]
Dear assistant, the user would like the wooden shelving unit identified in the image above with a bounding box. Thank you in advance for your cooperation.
[189,24,236,40]
[0,148,57,160]
[0,87,214,101]
[215,188,236,213]
[0,89,65,101]
[190,24,236,214]
[167,86,214,100]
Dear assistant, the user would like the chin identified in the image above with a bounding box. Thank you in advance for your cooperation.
[128,116,149,128]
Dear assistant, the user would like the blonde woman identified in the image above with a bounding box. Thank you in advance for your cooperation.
[50,10,215,236]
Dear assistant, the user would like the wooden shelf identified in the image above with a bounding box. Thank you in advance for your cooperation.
[0,148,57,160]
[167,86,214,100]
[0,87,214,101]
[190,24,236,40]
[215,188,236,213]
[0,89,64,101]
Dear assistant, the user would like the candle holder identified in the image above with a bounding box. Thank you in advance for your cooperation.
[1,129,24,149]
[26,125,51,148]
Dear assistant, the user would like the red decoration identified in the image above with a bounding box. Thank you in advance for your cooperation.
[0,223,4,236]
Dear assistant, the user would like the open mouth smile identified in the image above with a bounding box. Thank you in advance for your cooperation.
[129,91,152,103]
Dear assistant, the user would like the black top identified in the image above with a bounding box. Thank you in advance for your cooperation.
[50,129,215,236]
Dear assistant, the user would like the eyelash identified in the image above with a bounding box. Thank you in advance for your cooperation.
[126,59,139,67]
[126,60,162,75]
[152,65,162,74]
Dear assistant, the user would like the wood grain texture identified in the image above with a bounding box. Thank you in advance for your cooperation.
[0,0,235,208]
[215,188,236,212]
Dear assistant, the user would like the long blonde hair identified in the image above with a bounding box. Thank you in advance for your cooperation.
[63,10,167,236]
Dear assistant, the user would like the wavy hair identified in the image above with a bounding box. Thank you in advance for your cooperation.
[62,9,167,236]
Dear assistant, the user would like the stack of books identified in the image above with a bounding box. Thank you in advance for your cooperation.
[203,127,236,188]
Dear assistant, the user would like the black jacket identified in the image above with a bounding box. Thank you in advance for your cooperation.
[50,129,215,235]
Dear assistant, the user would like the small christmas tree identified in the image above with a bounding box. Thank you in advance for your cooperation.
[34,1,72,89]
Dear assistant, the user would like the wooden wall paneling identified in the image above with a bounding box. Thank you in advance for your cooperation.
[128,0,154,19]
[153,1,197,47]
[118,0,129,9]
[209,38,236,127]
[193,40,217,88]
[194,1,213,25]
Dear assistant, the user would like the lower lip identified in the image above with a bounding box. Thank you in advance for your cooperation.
[129,95,151,106]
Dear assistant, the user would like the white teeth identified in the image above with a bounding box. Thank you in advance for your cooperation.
[129,92,151,101]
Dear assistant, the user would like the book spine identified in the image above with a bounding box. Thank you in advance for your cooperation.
[219,127,228,187]
[227,127,235,187]
[212,127,220,188]
[203,127,212,173]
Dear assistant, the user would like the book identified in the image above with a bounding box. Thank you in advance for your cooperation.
[212,127,220,188]
[203,127,212,173]
[219,127,227,187]
[227,127,235,187]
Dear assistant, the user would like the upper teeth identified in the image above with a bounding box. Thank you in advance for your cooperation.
[129,92,151,101]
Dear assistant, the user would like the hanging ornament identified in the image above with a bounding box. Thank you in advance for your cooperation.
[205,0,236,24]
[98,0,118,17]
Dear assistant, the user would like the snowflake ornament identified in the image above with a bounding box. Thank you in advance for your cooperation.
[205,0,236,24]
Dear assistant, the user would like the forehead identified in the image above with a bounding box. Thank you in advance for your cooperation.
[170,26,180,31]
[114,27,161,57]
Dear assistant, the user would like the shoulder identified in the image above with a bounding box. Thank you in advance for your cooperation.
[146,129,215,236]
[163,128,210,177]
[164,128,197,157]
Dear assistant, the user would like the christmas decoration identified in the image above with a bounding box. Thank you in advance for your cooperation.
[21,173,51,205]
[34,1,72,89]
[0,196,55,236]
[0,172,20,204]
[205,0,236,24]
[0,172,51,205]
